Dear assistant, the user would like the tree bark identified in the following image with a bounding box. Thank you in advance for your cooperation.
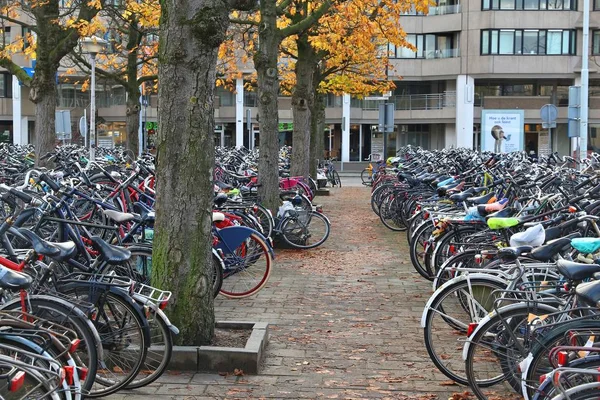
[290,34,314,179]
[309,79,326,179]
[125,88,140,155]
[255,0,282,213]
[152,0,230,345]
[124,17,141,154]
[29,64,58,168]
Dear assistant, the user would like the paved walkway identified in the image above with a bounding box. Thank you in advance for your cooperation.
[114,187,468,399]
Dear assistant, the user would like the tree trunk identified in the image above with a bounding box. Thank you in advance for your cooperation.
[309,84,326,179]
[290,34,314,179]
[125,17,141,155]
[152,0,229,345]
[255,0,282,213]
[125,90,140,155]
[29,68,57,168]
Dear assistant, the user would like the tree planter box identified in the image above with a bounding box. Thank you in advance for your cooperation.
[167,321,269,374]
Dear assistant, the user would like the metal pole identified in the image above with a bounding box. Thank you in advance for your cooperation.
[90,53,96,161]
[580,0,590,162]
[83,108,87,148]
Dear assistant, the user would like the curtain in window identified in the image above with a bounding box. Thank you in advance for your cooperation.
[546,31,562,54]
[499,31,514,54]
[523,31,538,54]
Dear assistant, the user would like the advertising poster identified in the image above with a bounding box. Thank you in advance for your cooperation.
[481,110,524,153]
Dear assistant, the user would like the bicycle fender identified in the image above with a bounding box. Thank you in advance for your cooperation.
[461,302,557,361]
[0,294,105,363]
[420,273,508,328]
[216,226,275,259]
[134,299,180,335]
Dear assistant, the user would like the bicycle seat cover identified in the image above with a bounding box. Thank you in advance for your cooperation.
[17,228,60,257]
[556,259,600,281]
[212,212,226,222]
[103,209,135,223]
[571,238,600,254]
[90,237,131,264]
[0,266,31,290]
[576,280,600,307]
[487,217,520,230]
[509,224,545,247]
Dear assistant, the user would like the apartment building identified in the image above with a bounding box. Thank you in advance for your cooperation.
[2,0,600,160]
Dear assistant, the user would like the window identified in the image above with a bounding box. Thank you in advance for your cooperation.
[481,29,576,55]
[0,26,10,47]
[215,87,234,107]
[596,0,600,10]
[593,31,600,55]
[397,33,456,58]
[22,27,32,50]
[483,0,574,9]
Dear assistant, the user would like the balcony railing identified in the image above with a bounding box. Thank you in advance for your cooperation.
[360,91,457,111]
[428,4,461,14]
[424,48,460,59]
[402,3,461,15]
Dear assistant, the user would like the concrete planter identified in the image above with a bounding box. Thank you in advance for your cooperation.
[167,321,269,374]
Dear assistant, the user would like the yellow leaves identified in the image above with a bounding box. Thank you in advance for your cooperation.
[81,79,90,92]
[86,0,102,9]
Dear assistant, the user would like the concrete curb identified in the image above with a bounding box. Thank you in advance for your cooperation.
[167,321,269,374]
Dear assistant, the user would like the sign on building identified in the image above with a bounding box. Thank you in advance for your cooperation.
[480,109,524,153]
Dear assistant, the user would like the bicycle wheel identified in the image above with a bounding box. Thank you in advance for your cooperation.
[219,233,273,298]
[464,303,558,399]
[58,287,148,397]
[0,295,100,394]
[379,194,407,232]
[361,169,372,185]
[280,210,330,249]
[253,204,274,239]
[333,171,341,187]
[524,319,600,400]
[423,277,507,386]
[409,221,435,279]
[212,250,224,298]
[126,311,173,389]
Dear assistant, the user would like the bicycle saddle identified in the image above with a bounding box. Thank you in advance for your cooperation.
[17,228,60,257]
[215,181,234,190]
[449,189,475,203]
[530,234,580,262]
[556,259,600,281]
[103,209,135,224]
[214,193,229,207]
[467,192,495,205]
[90,237,131,265]
[575,280,600,307]
[497,245,533,261]
[0,266,31,290]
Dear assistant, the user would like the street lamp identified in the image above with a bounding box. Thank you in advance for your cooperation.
[80,36,108,161]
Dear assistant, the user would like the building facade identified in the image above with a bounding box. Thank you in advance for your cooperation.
[2,0,600,160]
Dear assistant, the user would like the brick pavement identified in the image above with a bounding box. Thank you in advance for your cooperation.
[113,187,468,400]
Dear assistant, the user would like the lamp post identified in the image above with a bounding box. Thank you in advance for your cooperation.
[80,36,108,162]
